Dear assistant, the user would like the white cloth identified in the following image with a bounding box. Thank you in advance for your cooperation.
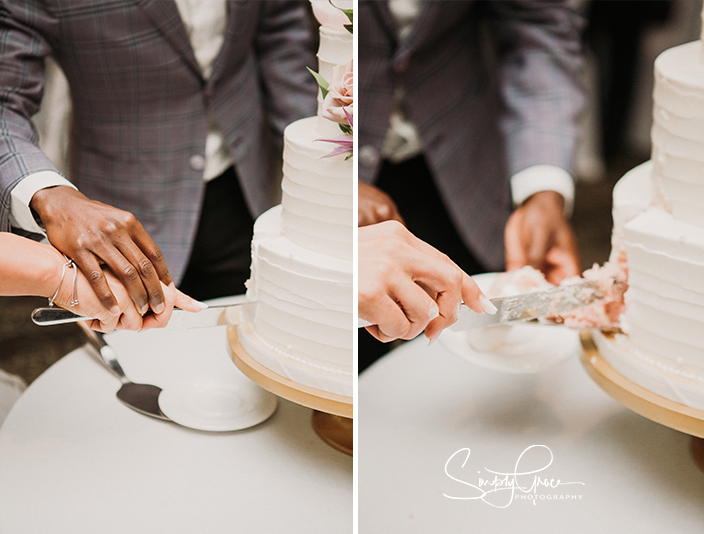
[0,369,26,428]
[10,0,231,232]
[9,170,77,235]
[381,0,575,215]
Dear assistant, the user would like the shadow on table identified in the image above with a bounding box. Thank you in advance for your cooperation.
[588,410,704,513]
[265,399,353,474]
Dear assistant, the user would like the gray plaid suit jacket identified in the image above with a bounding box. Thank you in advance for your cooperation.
[358,0,585,271]
[0,0,317,283]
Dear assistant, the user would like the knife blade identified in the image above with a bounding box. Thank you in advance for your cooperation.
[31,301,257,329]
[449,279,601,332]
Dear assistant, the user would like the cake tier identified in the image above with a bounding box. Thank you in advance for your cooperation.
[314,14,352,135]
[593,330,704,411]
[609,165,704,409]
[241,206,353,397]
[317,25,352,92]
[651,41,704,228]
[281,117,353,260]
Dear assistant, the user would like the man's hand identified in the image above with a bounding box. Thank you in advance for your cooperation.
[359,221,494,344]
[31,186,173,316]
[504,191,580,285]
[358,181,404,227]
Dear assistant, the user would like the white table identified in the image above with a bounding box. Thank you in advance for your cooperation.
[359,336,704,533]
[0,322,352,533]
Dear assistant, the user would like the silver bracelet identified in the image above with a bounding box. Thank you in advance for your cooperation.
[48,254,79,308]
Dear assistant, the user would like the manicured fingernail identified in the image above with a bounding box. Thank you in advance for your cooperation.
[428,333,440,346]
[140,305,149,315]
[154,302,165,314]
[194,300,209,310]
[428,305,439,321]
[479,295,498,315]
[110,306,121,316]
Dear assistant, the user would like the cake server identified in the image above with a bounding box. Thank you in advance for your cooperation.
[78,322,169,421]
[448,279,602,331]
[31,301,257,329]
[358,279,604,330]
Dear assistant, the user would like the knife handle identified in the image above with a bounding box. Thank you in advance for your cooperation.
[32,307,91,326]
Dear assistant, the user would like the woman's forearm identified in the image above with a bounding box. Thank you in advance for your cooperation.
[0,233,63,298]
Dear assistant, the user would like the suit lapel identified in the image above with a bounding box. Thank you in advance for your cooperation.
[397,1,447,55]
[131,0,203,80]
[208,0,246,85]
[368,1,399,48]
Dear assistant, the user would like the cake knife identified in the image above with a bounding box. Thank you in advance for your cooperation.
[358,279,605,330]
[31,301,258,329]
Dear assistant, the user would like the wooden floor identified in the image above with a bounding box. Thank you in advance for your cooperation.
[0,153,646,386]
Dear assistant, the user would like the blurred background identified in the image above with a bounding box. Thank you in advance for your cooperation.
[1,0,702,388]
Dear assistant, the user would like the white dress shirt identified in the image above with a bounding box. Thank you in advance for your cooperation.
[10,0,231,235]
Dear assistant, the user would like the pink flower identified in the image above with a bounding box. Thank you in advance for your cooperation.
[321,60,353,127]
[317,134,353,159]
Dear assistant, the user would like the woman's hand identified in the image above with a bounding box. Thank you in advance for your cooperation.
[139,282,207,331]
[359,221,495,344]
[47,248,205,333]
[50,255,145,333]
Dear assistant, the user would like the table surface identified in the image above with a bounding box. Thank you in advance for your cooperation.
[359,335,704,533]
[0,317,352,534]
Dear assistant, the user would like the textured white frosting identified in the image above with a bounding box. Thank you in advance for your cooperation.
[240,207,353,397]
[317,26,352,91]
[623,208,704,384]
[238,6,353,397]
[610,161,704,408]
[281,117,353,259]
[651,41,704,228]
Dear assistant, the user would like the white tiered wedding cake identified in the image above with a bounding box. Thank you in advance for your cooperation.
[594,8,704,410]
[237,0,353,398]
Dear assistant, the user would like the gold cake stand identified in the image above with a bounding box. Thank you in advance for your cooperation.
[580,330,704,471]
[227,325,353,456]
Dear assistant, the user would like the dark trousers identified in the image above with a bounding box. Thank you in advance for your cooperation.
[359,155,487,372]
[178,167,255,301]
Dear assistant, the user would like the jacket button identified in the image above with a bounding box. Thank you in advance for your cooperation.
[189,154,206,171]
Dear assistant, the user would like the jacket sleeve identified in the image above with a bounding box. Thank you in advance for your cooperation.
[486,0,586,177]
[0,1,61,232]
[254,0,318,149]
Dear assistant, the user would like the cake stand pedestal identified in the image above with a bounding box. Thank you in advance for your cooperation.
[580,330,704,472]
[227,326,353,456]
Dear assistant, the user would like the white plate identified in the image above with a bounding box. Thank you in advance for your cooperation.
[438,273,582,374]
[105,296,279,432]
[159,377,278,432]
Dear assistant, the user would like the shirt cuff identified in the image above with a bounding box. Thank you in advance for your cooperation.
[510,165,575,217]
[9,171,77,235]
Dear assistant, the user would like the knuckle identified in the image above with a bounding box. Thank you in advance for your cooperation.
[121,264,140,283]
[119,211,137,227]
[102,220,119,234]
[148,246,164,264]
[87,269,104,284]
[449,266,463,286]
[137,258,155,277]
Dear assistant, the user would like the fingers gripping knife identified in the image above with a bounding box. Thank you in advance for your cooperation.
[358,279,608,330]
[31,302,257,329]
